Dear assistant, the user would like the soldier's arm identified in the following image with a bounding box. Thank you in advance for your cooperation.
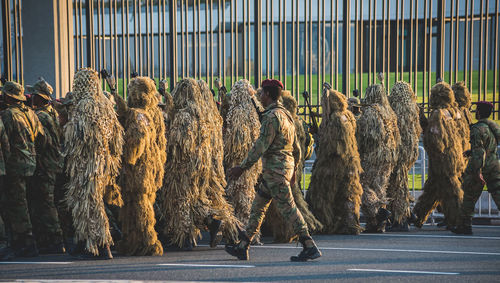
[113,91,129,119]
[123,112,148,165]
[292,132,302,172]
[240,114,276,170]
[468,126,486,174]
[0,120,9,175]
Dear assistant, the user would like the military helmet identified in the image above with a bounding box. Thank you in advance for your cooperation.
[1,81,26,101]
[27,78,53,101]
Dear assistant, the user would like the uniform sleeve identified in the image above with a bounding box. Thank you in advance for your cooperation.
[123,112,148,165]
[468,126,486,174]
[292,131,302,171]
[240,114,276,170]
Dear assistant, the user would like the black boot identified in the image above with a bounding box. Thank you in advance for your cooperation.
[290,235,322,262]
[451,217,473,235]
[225,231,250,260]
[73,243,113,260]
[207,217,222,248]
[386,220,410,232]
[375,208,392,232]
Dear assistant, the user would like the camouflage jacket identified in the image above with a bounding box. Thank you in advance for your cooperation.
[35,104,63,173]
[0,118,10,176]
[240,101,301,176]
[1,103,44,176]
[467,119,500,174]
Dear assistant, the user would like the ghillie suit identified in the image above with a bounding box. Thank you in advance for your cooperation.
[161,78,240,248]
[387,81,422,228]
[452,81,472,161]
[264,91,322,242]
[413,82,465,228]
[223,80,262,229]
[114,77,165,256]
[64,68,124,256]
[356,84,400,232]
[306,89,363,234]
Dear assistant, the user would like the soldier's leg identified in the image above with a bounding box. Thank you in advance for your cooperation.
[54,173,74,240]
[439,176,463,227]
[27,171,64,252]
[413,177,440,227]
[451,173,484,234]
[484,171,500,215]
[245,183,273,241]
[1,175,38,258]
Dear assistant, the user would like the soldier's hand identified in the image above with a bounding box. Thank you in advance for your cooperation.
[228,166,244,180]
[463,150,472,158]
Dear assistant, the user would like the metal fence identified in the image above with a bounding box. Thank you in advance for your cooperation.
[67,0,500,119]
[0,0,499,118]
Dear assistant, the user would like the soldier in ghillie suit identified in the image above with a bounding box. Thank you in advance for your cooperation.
[356,84,400,233]
[161,78,239,250]
[265,90,322,243]
[386,81,422,232]
[226,79,321,262]
[111,77,165,256]
[0,81,45,261]
[28,79,65,253]
[452,101,500,235]
[452,81,472,153]
[307,89,363,234]
[347,97,362,119]
[64,68,124,259]
[223,80,262,233]
[412,82,465,228]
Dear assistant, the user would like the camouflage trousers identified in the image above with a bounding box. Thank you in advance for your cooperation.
[28,170,64,247]
[246,171,310,240]
[2,175,35,246]
[53,173,74,239]
[461,162,500,219]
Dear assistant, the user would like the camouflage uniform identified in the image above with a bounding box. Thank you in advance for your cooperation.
[31,104,64,248]
[461,119,500,222]
[1,102,44,248]
[0,119,10,248]
[240,102,309,240]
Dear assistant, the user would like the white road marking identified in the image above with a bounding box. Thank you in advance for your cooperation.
[357,233,500,240]
[157,263,255,268]
[248,245,500,256]
[0,262,73,265]
[348,268,460,275]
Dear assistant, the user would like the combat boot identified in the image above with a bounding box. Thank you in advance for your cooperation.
[375,208,392,232]
[207,217,222,248]
[451,217,473,235]
[290,235,322,262]
[74,244,113,260]
[386,220,410,232]
[225,231,250,260]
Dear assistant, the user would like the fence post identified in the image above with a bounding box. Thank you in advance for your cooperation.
[85,0,94,69]
[169,0,177,90]
[254,0,262,88]
[436,0,445,81]
[1,0,12,81]
[342,0,351,95]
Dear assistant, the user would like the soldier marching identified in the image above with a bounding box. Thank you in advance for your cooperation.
[0,71,498,262]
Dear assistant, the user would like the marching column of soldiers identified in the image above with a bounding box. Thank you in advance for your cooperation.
[0,68,499,262]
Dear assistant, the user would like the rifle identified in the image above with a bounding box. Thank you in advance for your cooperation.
[301,90,320,135]
[214,78,226,104]
[100,69,117,95]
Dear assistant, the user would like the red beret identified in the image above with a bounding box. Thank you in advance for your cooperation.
[261,79,284,89]
[476,101,494,110]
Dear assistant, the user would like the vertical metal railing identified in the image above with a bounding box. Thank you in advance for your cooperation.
[0,0,498,119]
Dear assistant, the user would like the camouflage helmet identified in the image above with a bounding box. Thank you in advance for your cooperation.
[1,81,25,101]
[27,78,53,101]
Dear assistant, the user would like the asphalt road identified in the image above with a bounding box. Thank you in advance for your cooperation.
[1,224,500,282]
